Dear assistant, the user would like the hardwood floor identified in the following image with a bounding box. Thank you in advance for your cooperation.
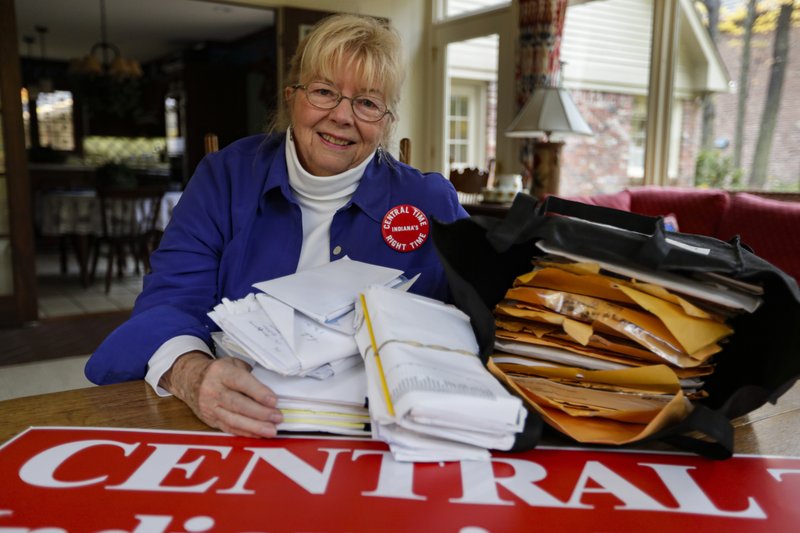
[0,310,130,367]
[0,249,143,367]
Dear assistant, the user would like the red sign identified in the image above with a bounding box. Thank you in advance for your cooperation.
[381,204,429,252]
[1,427,799,532]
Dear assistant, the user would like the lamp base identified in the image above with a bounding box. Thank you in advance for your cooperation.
[530,141,563,199]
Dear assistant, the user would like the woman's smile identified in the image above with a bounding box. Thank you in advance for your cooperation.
[318,131,355,148]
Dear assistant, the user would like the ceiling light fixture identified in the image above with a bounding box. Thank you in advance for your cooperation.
[69,0,142,79]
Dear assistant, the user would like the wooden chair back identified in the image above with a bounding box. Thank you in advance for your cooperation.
[449,164,493,204]
[399,138,411,164]
[91,187,166,292]
[97,187,165,239]
[204,133,219,155]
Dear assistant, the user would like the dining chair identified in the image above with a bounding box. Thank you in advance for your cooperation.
[449,160,495,205]
[399,138,411,164]
[89,187,166,293]
[204,133,219,155]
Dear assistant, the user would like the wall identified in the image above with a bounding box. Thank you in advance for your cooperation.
[218,0,428,163]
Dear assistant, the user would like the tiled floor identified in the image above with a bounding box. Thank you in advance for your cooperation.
[0,354,92,401]
[0,251,145,401]
[36,249,144,318]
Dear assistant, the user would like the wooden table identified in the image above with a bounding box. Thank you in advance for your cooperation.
[36,190,182,286]
[1,379,798,456]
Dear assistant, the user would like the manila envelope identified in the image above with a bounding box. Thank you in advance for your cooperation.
[505,287,725,366]
[488,360,692,445]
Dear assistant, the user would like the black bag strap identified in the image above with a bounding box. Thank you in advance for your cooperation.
[507,408,544,452]
[537,195,663,235]
[486,193,540,253]
[648,404,734,460]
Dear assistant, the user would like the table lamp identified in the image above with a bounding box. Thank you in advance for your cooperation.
[505,78,592,198]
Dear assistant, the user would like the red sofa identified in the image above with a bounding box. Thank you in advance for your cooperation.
[565,187,800,284]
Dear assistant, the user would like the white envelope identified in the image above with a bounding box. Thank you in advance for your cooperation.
[209,295,300,374]
[254,293,358,373]
[253,257,407,327]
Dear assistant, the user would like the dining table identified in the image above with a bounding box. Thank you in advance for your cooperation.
[1,379,797,453]
[0,381,800,533]
[0,378,798,531]
[36,189,182,285]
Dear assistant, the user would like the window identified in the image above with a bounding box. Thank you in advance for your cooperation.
[627,96,647,179]
[21,88,76,152]
[441,33,500,173]
[438,0,510,20]
[448,93,470,167]
[557,0,656,196]
[688,0,797,192]
[447,80,492,171]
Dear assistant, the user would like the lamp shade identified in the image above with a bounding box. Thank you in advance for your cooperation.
[505,86,592,138]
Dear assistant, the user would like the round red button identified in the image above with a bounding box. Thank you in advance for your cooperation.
[381,204,430,253]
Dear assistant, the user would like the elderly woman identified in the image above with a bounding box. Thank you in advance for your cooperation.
[85,14,467,437]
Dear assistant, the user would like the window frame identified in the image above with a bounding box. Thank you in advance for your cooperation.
[427,0,682,187]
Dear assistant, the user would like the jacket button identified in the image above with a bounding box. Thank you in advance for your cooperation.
[332,245,342,255]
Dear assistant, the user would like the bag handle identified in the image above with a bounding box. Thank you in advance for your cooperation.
[649,404,734,460]
[486,193,540,252]
[537,195,661,235]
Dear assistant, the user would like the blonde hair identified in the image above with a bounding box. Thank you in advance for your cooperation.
[280,14,404,144]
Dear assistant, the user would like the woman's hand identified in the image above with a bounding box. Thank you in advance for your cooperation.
[160,351,283,438]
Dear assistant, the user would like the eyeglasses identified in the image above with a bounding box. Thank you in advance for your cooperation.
[292,81,393,123]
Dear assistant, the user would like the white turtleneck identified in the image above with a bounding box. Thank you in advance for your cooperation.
[286,127,374,271]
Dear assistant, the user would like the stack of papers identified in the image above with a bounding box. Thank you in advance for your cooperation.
[489,240,762,444]
[208,258,413,437]
[209,293,359,378]
[355,285,527,462]
[213,332,369,436]
[208,258,411,377]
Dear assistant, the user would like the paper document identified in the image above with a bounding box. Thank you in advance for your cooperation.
[355,285,527,462]
[536,241,763,313]
[208,258,413,376]
[253,257,407,327]
[489,359,692,445]
[208,293,358,376]
[213,331,370,437]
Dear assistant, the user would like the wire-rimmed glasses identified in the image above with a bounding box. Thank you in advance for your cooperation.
[292,81,393,122]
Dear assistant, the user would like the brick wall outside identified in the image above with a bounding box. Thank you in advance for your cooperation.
[714,27,800,189]
[556,26,799,196]
[559,91,634,196]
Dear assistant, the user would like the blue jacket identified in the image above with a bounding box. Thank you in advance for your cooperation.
[85,133,468,384]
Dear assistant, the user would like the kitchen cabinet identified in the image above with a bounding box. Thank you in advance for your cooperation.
[79,75,168,138]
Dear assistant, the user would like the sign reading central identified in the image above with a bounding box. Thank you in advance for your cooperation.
[381,204,429,252]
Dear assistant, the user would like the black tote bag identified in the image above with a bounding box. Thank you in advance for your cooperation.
[432,193,800,459]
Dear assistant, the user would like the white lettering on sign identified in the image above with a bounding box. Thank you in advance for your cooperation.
[10,438,781,520]
[107,444,232,493]
[767,468,800,482]
[565,461,766,518]
[567,460,666,511]
[0,512,216,533]
[641,463,765,518]
[19,439,139,488]
[352,449,426,501]
[217,447,349,495]
[452,458,572,507]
